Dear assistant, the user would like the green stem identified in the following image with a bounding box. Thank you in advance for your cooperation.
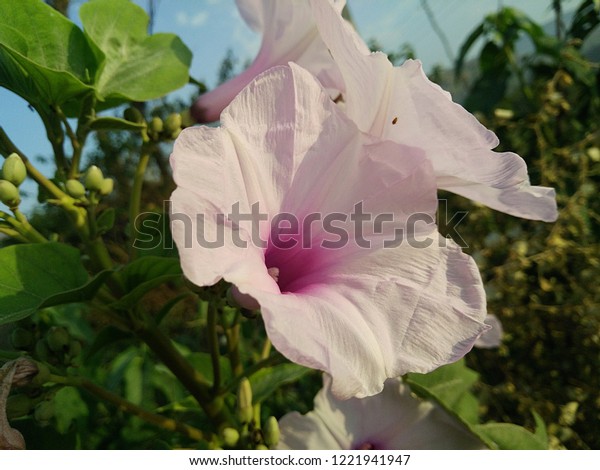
[55,106,82,180]
[129,150,151,259]
[13,209,48,243]
[225,311,243,377]
[0,210,47,243]
[38,107,67,179]
[0,224,27,243]
[49,374,205,442]
[207,302,221,394]
[134,316,230,427]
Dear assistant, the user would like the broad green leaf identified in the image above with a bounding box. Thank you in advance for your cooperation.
[249,363,310,404]
[406,359,481,426]
[0,243,107,325]
[80,0,192,103]
[471,423,547,450]
[111,256,182,309]
[406,359,478,407]
[0,0,96,106]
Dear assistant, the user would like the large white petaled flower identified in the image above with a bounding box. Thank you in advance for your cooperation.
[191,0,345,123]
[170,63,488,399]
[277,375,485,450]
[309,0,558,222]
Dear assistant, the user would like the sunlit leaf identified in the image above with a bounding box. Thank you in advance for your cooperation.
[0,0,96,106]
[111,256,182,310]
[0,243,108,325]
[80,0,192,103]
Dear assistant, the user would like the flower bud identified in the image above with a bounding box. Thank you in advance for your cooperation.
[84,165,105,191]
[2,153,27,186]
[10,327,33,350]
[0,179,20,208]
[34,399,55,423]
[65,179,86,198]
[31,361,51,386]
[6,394,33,420]
[34,339,50,361]
[164,113,183,139]
[124,106,145,124]
[263,416,280,447]
[148,116,163,140]
[237,378,253,424]
[220,427,240,447]
[99,177,114,196]
[45,326,70,352]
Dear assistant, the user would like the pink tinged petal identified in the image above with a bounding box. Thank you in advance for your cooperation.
[474,314,503,349]
[191,0,345,123]
[254,236,487,400]
[169,127,278,294]
[174,63,487,399]
[278,375,485,450]
[310,0,557,222]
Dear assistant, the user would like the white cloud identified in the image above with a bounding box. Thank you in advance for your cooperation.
[175,10,209,27]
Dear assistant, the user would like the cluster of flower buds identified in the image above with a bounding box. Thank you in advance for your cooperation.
[123,106,184,142]
[64,165,114,200]
[213,378,279,449]
[2,357,52,429]
[10,319,82,370]
[0,153,27,209]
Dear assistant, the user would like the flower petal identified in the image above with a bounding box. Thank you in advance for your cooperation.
[250,235,487,399]
[310,0,557,222]
[191,0,345,123]
[474,314,503,349]
[278,375,485,450]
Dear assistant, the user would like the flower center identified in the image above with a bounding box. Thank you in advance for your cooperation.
[267,267,280,284]
[355,442,377,450]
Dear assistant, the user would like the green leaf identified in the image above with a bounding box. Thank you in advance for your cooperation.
[249,363,310,404]
[0,0,96,106]
[187,352,232,387]
[96,208,116,235]
[53,387,89,434]
[0,243,107,325]
[89,116,147,132]
[471,423,547,450]
[532,410,549,446]
[405,359,481,426]
[111,256,182,310]
[80,0,192,103]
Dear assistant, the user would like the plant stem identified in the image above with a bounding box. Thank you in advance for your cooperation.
[49,374,205,442]
[134,316,230,427]
[129,150,151,259]
[12,209,48,243]
[207,302,221,394]
[0,211,46,243]
[226,317,243,377]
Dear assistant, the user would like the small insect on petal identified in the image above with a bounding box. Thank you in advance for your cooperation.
[392,117,398,125]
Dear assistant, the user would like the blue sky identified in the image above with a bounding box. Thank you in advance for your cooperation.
[0,0,571,211]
